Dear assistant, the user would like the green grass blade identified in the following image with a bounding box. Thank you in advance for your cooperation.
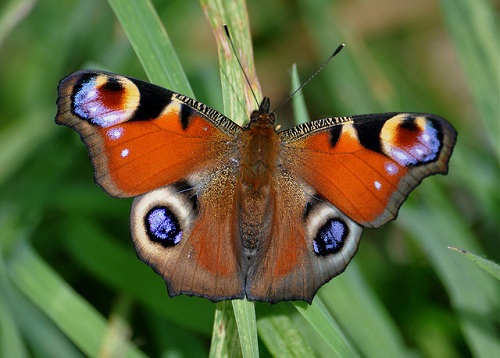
[439,0,499,156]
[6,243,147,358]
[0,0,35,49]
[209,301,242,358]
[232,300,259,358]
[319,267,413,358]
[293,300,359,357]
[290,64,310,124]
[448,247,500,280]
[0,279,84,358]
[201,0,261,122]
[257,304,316,357]
[0,282,28,358]
[399,183,499,358]
[107,0,192,95]
[60,216,214,335]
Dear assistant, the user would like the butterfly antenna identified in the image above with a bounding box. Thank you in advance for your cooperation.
[273,44,345,113]
[223,24,260,107]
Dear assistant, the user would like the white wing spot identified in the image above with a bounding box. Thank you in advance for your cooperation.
[384,162,399,175]
[107,127,124,140]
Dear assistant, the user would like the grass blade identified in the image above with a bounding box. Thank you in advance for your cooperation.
[257,304,316,357]
[448,247,500,280]
[209,301,241,358]
[6,243,146,358]
[439,0,499,156]
[232,300,259,358]
[399,183,499,358]
[107,0,192,95]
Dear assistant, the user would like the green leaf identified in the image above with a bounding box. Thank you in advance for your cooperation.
[201,0,261,123]
[0,282,28,358]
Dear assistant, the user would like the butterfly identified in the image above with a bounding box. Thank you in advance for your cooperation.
[55,70,456,303]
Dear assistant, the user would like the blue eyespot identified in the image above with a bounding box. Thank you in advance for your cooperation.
[145,206,182,246]
[313,219,348,256]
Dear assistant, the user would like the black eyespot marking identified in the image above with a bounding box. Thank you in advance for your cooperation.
[179,104,194,130]
[102,77,122,92]
[354,114,391,153]
[329,126,342,148]
[145,206,182,247]
[399,116,419,131]
[130,78,172,121]
[303,202,313,220]
[313,218,349,256]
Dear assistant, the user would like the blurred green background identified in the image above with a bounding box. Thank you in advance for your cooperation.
[0,0,498,357]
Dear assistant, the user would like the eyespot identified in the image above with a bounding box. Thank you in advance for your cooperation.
[144,206,182,246]
[313,218,349,256]
[381,115,442,166]
[73,74,139,128]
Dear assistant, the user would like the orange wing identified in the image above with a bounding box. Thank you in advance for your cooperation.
[245,111,456,302]
[56,70,241,197]
[280,113,457,228]
[56,70,246,300]
[245,172,363,303]
[130,173,245,301]
[56,71,457,303]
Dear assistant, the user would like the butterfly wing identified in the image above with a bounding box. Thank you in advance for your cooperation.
[245,172,363,303]
[279,113,457,228]
[56,71,458,303]
[56,70,246,300]
[130,171,246,300]
[244,112,456,303]
[56,70,242,197]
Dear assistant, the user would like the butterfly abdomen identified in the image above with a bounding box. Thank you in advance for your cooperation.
[237,120,281,260]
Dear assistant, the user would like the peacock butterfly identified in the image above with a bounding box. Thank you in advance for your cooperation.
[55,69,456,303]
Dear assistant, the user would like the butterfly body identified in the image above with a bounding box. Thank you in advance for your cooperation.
[56,70,456,303]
